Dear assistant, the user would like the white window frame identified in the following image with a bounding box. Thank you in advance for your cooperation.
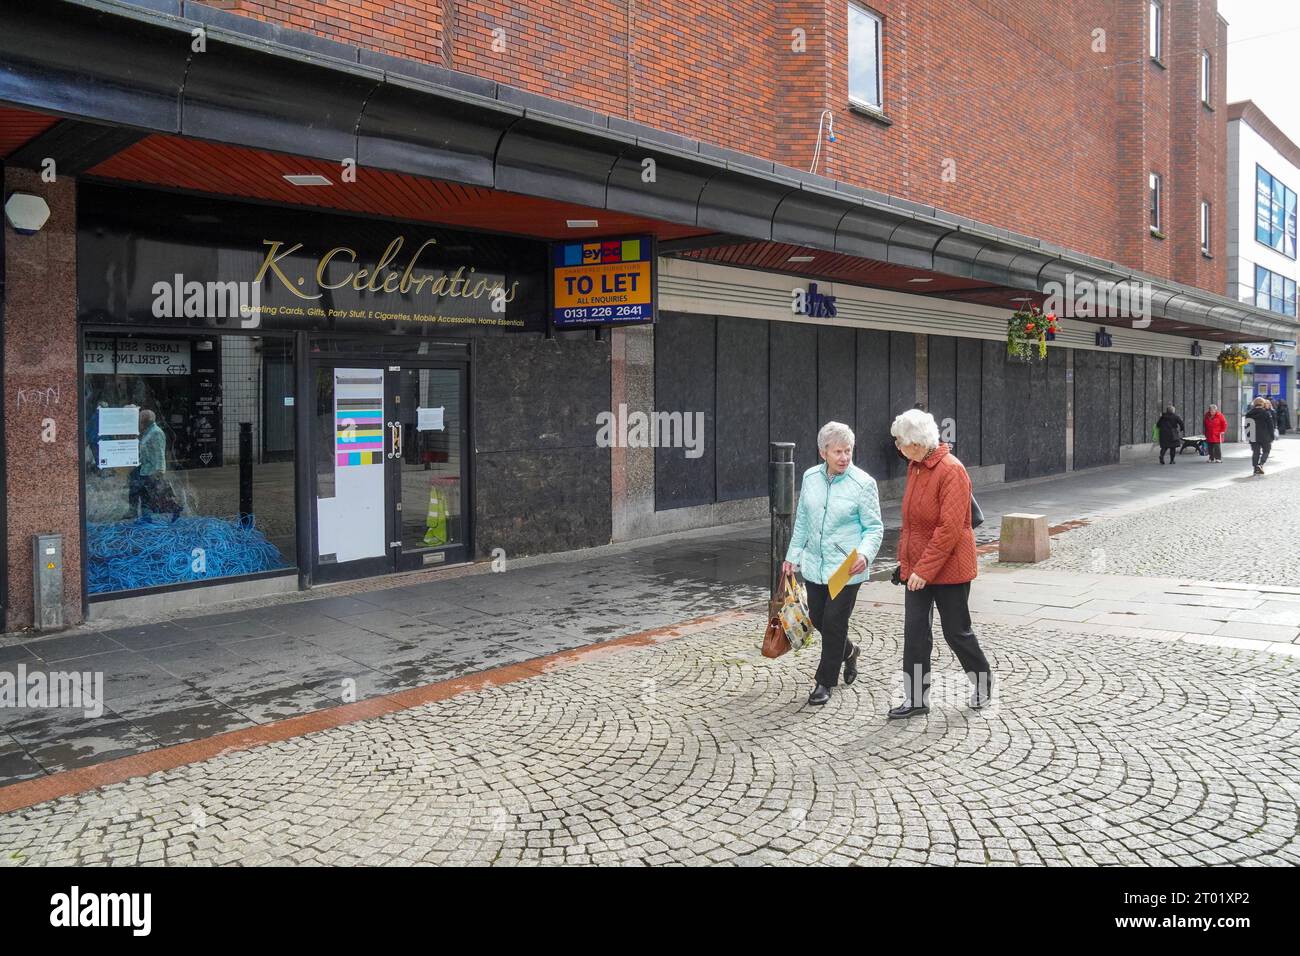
[847,2,884,113]
[1200,200,1211,253]
[1150,172,1162,233]
[1149,0,1163,61]
[1200,50,1211,105]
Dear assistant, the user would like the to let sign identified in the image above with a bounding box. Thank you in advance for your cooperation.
[551,235,654,327]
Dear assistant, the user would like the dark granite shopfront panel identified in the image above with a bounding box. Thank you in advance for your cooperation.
[716,315,769,503]
[855,329,892,478]
[474,331,611,557]
[653,313,716,510]
[955,337,982,465]
[888,332,916,480]
[980,340,1006,467]
[1119,353,1133,445]
[927,334,957,444]
[817,325,857,438]
[769,322,820,480]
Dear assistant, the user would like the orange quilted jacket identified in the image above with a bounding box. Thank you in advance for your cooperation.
[898,443,978,585]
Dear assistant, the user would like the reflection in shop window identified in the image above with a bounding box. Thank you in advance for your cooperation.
[82,333,296,594]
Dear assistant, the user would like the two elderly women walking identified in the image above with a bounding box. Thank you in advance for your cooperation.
[782,411,994,716]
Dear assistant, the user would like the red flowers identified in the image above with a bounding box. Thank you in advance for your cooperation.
[1026,322,1035,331]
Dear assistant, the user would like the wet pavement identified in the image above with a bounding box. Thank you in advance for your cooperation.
[0,438,1288,786]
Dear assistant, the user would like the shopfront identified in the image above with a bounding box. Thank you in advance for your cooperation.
[75,184,550,603]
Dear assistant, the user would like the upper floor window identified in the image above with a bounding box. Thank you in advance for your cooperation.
[1149,1,1163,61]
[1255,263,1297,317]
[1256,164,1298,258]
[1200,51,1211,104]
[1201,200,1211,253]
[848,3,883,111]
[1150,172,1162,233]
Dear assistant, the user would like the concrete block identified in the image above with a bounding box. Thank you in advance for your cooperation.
[998,513,1050,563]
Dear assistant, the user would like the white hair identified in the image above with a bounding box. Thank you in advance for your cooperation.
[890,408,940,450]
[817,420,855,452]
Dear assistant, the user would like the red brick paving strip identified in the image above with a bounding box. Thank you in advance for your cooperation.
[0,608,758,815]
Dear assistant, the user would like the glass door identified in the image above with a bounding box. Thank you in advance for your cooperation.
[311,364,394,582]
[393,366,469,571]
[310,361,469,582]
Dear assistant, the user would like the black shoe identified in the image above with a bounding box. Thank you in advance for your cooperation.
[970,673,995,709]
[1254,466,1264,475]
[843,644,860,685]
[808,684,831,706]
[887,703,928,719]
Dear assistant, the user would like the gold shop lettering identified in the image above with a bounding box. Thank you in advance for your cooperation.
[255,236,520,305]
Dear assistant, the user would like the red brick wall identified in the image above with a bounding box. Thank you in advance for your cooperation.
[198,0,1226,294]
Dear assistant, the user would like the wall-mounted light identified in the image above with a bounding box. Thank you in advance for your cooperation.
[566,219,599,228]
[4,192,51,234]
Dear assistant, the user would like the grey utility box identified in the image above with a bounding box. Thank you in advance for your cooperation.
[32,533,64,632]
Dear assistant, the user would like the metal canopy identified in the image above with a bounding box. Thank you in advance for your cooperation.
[0,0,1295,342]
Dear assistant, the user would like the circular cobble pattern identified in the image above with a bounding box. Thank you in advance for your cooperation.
[1,609,1298,867]
[1039,460,1300,585]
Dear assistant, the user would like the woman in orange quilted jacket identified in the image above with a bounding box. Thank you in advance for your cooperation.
[887,409,993,719]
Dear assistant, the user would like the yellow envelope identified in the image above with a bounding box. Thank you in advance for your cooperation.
[827,548,860,600]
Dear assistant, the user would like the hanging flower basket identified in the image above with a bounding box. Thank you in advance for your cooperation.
[1007,306,1058,362]
[1217,344,1250,380]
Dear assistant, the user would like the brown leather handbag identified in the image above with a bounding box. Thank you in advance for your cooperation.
[761,598,790,659]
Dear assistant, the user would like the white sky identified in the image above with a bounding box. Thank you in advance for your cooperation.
[1218,0,1300,144]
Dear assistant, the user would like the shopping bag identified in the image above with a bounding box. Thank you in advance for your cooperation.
[779,571,815,650]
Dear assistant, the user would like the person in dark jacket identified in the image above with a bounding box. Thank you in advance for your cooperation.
[1276,399,1291,435]
[1203,404,1227,463]
[1246,397,1277,475]
[1156,405,1184,464]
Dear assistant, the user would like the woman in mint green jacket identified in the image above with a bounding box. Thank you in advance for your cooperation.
[781,421,884,705]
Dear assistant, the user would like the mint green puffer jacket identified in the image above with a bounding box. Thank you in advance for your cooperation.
[784,463,884,586]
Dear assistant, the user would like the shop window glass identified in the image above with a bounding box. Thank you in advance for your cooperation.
[82,332,296,594]
[1255,164,1297,258]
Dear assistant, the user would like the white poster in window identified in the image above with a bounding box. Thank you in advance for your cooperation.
[97,439,140,469]
[97,406,140,437]
[417,406,445,431]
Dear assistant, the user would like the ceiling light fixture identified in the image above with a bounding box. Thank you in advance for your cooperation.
[908,278,933,283]
[283,174,332,186]
[566,219,599,228]
[788,255,815,262]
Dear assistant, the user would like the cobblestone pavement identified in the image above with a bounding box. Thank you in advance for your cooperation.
[1039,456,1300,586]
[2,609,1298,867]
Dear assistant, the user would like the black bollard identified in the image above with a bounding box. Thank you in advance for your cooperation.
[239,421,253,522]
[769,442,796,603]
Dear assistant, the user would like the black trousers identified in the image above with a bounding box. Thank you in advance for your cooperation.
[1251,441,1273,468]
[805,581,861,688]
[1208,441,1222,461]
[902,582,991,706]
[1158,445,1178,463]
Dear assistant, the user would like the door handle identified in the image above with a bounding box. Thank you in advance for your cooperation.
[388,420,401,459]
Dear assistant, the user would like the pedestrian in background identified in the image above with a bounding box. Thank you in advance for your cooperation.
[888,409,993,719]
[782,421,884,706]
[1246,397,1277,476]
[1276,399,1291,435]
[1203,404,1227,463]
[1156,405,1184,465]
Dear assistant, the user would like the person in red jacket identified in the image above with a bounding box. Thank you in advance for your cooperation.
[1203,404,1227,463]
[887,409,993,719]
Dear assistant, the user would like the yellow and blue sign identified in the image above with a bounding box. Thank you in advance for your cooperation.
[552,235,654,326]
